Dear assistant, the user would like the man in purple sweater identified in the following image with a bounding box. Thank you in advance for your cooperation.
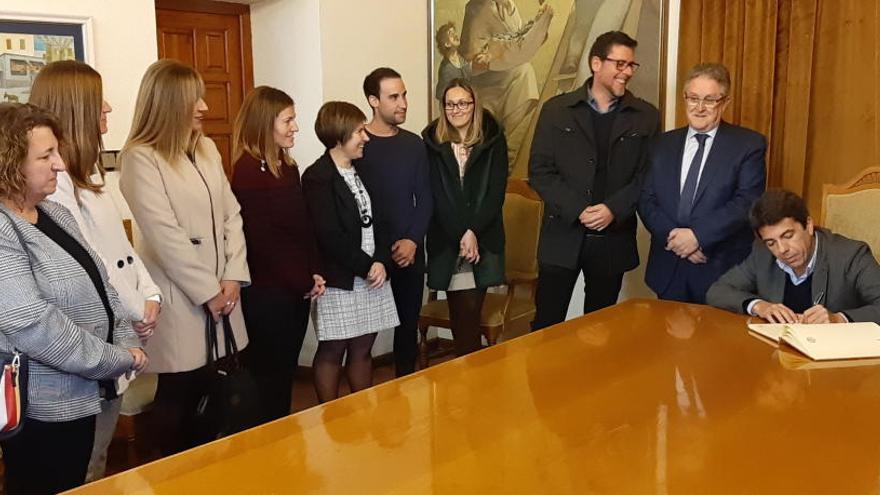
[356,67,433,376]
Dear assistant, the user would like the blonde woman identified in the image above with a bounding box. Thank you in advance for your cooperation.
[31,60,162,482]
[119,59,250,455]
[231,86,324,422]
[422,79,508,356]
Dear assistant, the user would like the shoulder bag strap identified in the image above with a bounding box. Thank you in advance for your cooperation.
[220,314,239,357]
[202,306,220,366]
[0,209,32,360]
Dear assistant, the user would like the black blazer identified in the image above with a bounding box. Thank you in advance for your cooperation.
[302,152,391,290]
[528,83,660,271]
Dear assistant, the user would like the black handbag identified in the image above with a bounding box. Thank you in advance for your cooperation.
[194,310,261,441]
[0,350,27,441]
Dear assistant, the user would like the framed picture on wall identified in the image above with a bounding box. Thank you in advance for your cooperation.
[0,13,93,104]
[428,0,668,178]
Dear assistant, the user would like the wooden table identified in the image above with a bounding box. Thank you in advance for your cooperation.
[67,299,880,494]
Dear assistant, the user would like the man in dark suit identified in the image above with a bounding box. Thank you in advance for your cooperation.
[707,190,880,324]
[639,63,766,304]
[529,31,660,331]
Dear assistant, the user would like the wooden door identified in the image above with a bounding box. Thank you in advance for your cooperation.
[155,0,254,177]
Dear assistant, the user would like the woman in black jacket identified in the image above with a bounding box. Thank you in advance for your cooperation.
[302,101,398,402]
[422,79,508,356]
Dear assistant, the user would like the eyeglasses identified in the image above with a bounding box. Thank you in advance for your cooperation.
[603,57,640,72]
[444,100,474,112]
[684,94,727,109]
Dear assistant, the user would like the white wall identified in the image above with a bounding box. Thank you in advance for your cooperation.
[1,1,158,149]
[318,0,429,134]
[252,0,430,142]
[250,0,325,167]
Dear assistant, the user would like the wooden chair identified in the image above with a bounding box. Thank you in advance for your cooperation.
[112,217,160,469]
[418,179,543,368]
[113,373,159,469]
[820,167,880,261]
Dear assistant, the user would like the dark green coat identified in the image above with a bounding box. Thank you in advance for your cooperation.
[422,112,508,290]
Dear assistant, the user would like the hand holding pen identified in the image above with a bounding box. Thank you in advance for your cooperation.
[799,291,845,323]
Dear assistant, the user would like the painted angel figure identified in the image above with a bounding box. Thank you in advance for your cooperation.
[459,0,553,160]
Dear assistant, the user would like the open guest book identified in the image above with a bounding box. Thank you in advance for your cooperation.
[747,322,880,360]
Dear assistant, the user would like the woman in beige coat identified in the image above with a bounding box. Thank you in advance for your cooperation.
[119,59,250,455]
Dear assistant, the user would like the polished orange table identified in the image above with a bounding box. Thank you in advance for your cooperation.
[67,299,880,494]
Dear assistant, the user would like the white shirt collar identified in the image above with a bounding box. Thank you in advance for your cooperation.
[775,233,819,286]
[686,125,720,141]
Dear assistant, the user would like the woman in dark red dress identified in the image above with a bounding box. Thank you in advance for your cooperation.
[231,86,325,422]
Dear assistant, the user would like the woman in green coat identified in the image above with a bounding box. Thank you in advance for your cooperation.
[422,78,508,356]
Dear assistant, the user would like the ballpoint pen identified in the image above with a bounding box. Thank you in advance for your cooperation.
[813,290,825,306]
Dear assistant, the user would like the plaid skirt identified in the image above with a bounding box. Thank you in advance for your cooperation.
[313,277,400,341]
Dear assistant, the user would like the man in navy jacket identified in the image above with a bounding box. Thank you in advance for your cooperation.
[356,67,432,376]
[639,63,766,303]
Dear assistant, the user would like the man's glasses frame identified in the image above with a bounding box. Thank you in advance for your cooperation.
[683,94,728,109]
[603,57,640,72]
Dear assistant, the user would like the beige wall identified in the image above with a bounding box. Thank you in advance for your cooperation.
[250,0,326,167]
[318,0,430,135]
[2,1,158,149]
[251,0,430,154]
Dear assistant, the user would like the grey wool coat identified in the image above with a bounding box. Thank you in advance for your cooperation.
[0,201,138,422]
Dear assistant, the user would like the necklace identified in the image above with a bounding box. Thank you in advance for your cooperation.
[351,172,373,227]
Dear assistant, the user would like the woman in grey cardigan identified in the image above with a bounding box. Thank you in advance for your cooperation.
[0,103,147,495]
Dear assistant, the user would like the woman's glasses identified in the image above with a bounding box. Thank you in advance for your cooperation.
[444,100,474,112]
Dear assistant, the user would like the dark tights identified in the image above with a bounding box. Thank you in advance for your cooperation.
[313,333,377,403]
[447,288,487,356]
